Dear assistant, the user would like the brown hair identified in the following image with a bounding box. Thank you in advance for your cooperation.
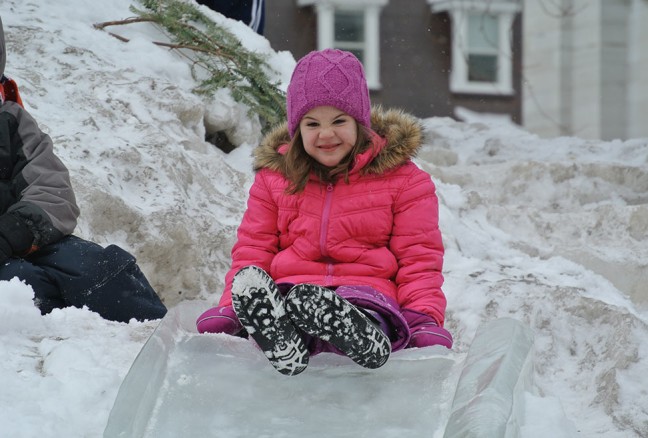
[283,124,372,194]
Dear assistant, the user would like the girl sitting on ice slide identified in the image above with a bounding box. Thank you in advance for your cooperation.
[197,48,452,375]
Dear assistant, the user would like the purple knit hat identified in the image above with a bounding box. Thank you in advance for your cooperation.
[286,49,371,138]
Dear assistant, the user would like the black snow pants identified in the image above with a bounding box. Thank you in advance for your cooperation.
[0,235,167,322]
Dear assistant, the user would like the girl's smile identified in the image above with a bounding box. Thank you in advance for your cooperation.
[299,106,358,167]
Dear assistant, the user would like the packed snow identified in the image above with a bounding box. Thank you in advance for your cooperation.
[1,1,647,437]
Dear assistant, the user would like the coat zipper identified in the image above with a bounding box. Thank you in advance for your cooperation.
[320,183,334,284]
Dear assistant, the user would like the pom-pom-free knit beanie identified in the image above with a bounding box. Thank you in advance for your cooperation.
[286,49,371,138]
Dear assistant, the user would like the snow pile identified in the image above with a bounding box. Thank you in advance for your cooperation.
[0,0,647,437]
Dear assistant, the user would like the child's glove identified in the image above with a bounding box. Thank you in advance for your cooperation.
[402,309,453,349]
[196,305,243,335]
[0,214,35,263]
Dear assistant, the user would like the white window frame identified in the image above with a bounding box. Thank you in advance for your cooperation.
[428,0,521,95]
[298,0,389,90]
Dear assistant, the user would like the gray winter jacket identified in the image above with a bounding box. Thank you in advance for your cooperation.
[0,16,79,256]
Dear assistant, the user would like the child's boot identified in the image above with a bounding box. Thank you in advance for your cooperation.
[285,284,391,369]
[231,266,309,376]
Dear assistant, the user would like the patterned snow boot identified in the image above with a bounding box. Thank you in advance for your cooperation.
[231,266,309,376]
[285,284,391,369]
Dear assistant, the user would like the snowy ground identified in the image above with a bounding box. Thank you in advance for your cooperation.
[1,1,647,437]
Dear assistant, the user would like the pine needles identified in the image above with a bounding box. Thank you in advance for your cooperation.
[96,0,286,133]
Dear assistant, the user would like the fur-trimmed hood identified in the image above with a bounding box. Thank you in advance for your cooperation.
[253,106,423,175]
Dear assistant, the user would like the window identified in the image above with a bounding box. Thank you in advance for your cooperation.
[428,0,521,95]
[298,0,389,90]
[467,12,499,83]
[334,10,365,63]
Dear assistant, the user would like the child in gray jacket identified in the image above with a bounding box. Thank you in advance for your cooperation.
[0,17,166,322]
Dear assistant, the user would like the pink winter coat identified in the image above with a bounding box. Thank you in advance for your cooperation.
[218,107,447,325]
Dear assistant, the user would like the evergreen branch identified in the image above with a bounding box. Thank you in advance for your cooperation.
[95,0,286,133]
[93,17,155,30]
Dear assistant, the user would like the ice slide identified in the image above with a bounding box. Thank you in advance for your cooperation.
[104,301,535,438]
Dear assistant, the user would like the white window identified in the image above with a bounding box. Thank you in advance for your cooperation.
[298,0,389,90]
[333,10,365,61]
[428,0,521,95]
[466,12,499,83]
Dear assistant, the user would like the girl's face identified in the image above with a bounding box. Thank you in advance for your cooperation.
[299,106,358,167]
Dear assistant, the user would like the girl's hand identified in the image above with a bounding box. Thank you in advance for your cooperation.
[402,309,453,349]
